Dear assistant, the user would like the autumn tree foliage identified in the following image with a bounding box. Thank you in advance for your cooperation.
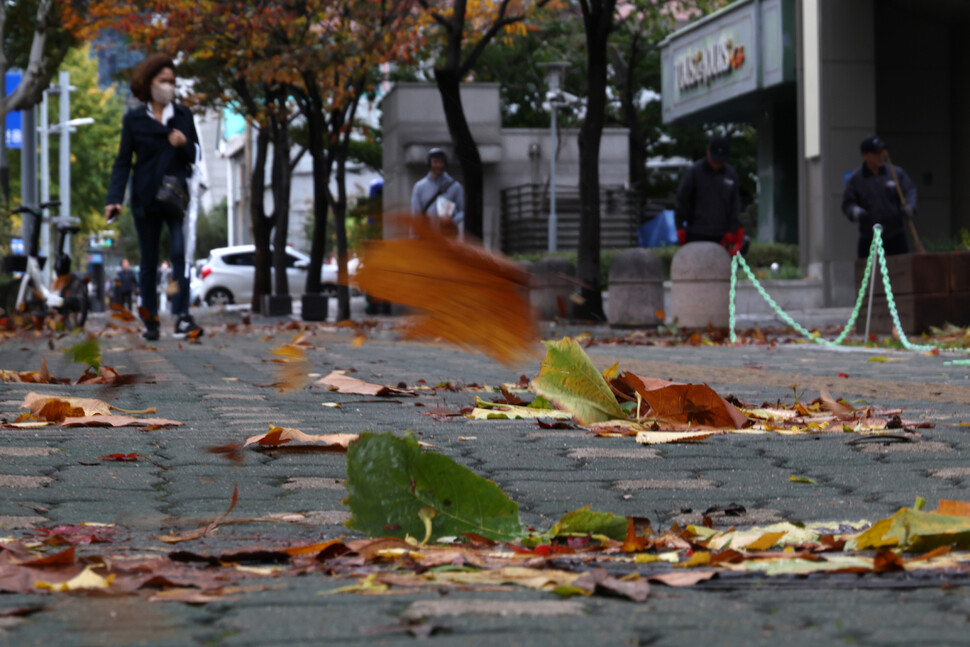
[291,1,421,321]
[416,0,558,241]
[93,0,422,315]
[88,1,308,311]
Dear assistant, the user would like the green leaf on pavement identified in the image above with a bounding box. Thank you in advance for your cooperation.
[552,506,628,541]
[343,431,522,542]
[850,507,970,552]
[530,337,625,425]
[64,338,101,370]
[790,475,817,484]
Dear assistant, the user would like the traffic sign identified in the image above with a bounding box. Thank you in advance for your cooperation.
[5,72,21,149]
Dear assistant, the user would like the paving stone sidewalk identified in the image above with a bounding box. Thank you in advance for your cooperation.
[2,312,970,646]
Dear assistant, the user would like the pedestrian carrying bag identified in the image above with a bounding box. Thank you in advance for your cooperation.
[155,175,189,214]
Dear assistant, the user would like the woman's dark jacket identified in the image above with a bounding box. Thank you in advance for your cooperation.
[106,102,199,219]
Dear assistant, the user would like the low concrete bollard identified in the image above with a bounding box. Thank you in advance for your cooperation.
[670,242,731,329]
[606,248,664,327]
[530,256,577,320]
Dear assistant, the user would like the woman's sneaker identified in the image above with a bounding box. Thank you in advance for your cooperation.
[173,315,204,339]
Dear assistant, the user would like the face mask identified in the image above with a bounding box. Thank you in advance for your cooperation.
[151,82,175,106]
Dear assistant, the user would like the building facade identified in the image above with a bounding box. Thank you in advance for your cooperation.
[661,0,970,305]
[382,82,630,251]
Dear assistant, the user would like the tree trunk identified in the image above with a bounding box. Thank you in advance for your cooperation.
[251,127,273,313]
[270,114,291,298]
[576,1,615,321]
[304,103,329,295]
[433,67,484,241]
[331,155,350,321]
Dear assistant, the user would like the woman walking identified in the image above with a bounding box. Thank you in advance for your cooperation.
[105,53,202,340]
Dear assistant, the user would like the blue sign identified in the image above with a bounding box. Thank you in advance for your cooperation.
[5,72,21,149]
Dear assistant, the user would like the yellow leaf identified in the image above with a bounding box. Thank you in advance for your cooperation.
[676,551,711,568]
[35,566,115,591]
[744,531,787,551]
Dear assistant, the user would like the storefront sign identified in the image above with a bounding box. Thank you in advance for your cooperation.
[674,34,746,93]
[660,0,760,123]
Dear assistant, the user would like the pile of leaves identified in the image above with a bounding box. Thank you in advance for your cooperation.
[5,432,970,605]
[462,337,927,444]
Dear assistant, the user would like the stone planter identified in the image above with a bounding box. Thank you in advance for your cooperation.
[261,294,292,317]
[855,252,954,335]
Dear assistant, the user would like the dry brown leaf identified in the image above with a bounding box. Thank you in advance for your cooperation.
[156,485,238,544]
[613,374,748,429]
[243,426,358,450]
[352,214,539,366]
[61,415,183,428]
[819,389,854,419]
[315,370,416,396]
[21,393,111,420]
[109,303,138,322]
[933,500,970,517]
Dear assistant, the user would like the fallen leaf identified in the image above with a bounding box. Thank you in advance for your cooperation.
[552,507,628,541]
[468,399,572,420]
[61,415,183,428]
[344,431,522,542]
[98,453,143,462]
[613,374,748,429]
[243,426,358,451]
[933,500,970,517]
[646,571,716,587]
[634,430,720,444]
[850,507,970,552]
[21,392,111,420]
[156,485,238,544]
[531,337,626,425]
[35,566,115,592]
[790,476,818,484]
[352,214,540,366]
[315,370,416,397]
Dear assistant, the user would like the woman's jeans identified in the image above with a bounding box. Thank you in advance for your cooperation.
[135,201,189,319]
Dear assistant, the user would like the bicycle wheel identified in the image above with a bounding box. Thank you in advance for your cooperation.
[59,274,89,330]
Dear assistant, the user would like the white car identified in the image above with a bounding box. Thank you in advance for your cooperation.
[199,245,358,306]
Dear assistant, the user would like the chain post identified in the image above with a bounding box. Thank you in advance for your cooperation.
[864,226,881,341]
[729,254,738,344]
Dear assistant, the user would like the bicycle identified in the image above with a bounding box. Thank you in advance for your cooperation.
[1,200,90,330]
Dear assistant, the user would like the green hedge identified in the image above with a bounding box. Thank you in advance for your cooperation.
[512,242,800,289]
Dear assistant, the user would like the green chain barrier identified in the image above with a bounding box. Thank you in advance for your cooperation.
[729,232,879,347]
[728,227,970,354]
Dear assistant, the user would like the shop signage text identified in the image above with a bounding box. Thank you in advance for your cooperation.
[674,34,746,93]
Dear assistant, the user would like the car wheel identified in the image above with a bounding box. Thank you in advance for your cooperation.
[205,287,234,306]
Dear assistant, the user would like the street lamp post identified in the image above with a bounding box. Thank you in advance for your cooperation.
[538,62,570,254]
[42,71,93,279]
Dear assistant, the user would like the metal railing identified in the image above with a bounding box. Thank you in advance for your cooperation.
[500,184,640,255]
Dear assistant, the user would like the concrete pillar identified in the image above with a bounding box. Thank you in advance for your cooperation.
[606,248,663,327]
[670,242,731,328]
[530,256,576,320]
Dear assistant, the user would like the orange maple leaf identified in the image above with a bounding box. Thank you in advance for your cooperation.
[352,215,539,366]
